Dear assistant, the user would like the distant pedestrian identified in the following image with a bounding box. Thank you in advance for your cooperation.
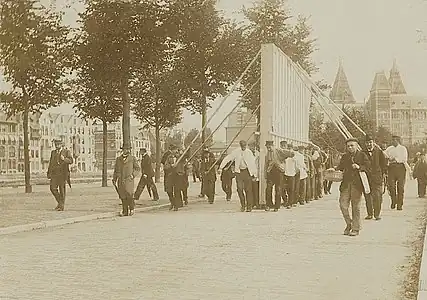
[337,138,371,236]
[47,138,73,211]
[112,143,140,216]
[413,154,427,198]
[200,147,217,204]
[134,147,159,202]
[220,159,234,201]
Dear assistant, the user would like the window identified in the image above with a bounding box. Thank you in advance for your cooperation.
[9,146,16,157]
[35,150,39,158]
[0,146,5,157]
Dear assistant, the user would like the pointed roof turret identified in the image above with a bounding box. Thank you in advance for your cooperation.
[370,71,390,92]
[329,59,356,103]
[388,59,406,94]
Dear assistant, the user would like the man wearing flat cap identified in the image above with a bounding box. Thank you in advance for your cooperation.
[384,135,408,210]
[336,138,371,236]
[363,135,387,220]
[47,138,73,211]
[113,143,140,216]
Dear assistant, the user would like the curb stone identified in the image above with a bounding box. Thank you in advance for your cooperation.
[0,199,204,236]
[418,223,427,299]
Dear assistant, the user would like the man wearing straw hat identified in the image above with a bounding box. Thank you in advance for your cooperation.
[336,138,371,236]
[384,135,409,210]
[47,138,73,211]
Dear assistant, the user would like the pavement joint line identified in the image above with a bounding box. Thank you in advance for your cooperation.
[0,198,204,236]
[418,222,427,299]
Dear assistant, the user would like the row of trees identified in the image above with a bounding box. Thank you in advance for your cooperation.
[309,106,393,152]
[0,0,318,192]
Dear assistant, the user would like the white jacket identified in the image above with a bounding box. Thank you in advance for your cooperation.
[219,148,257,177]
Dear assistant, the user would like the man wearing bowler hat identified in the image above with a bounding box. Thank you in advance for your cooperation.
[47,138,73,211]
[113,143,140,216]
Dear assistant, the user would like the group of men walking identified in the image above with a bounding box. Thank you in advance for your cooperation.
[45,133,413,237]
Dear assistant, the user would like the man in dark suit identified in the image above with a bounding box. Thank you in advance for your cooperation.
[47,138,73,211]
[134,148,159,201]
[337,138,371,236]
[363,135,387,220]
[200,147,217,204]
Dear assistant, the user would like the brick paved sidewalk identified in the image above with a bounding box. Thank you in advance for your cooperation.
[0,180,425,299]
[0,177,206,228]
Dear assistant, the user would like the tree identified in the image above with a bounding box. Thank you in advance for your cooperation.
[240,0,317,118]
[310,106,393,152]
[70,13,123,187]
[184,128,214,158]
[78,0,172,151]
[174,0,246,144]
[0,0,70,193]
[132,61,184,182]
[165,130,183,151]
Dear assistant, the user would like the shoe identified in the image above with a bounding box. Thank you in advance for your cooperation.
[375,217,381,220]
[397,207,403,211]
[240,206,245,212]
[173,207,178,211]
[184,200,188,205]
[365,215,373,220]
[57,206,64,211]
[265,207,270,211]
[343,225,351,235]
[391,203,396,209]
[129,210,134,216]
[349,230,359,236]
[169,205,173,211]
[273,208,278,212]
[286,205,291,209]
[245,208,252,212]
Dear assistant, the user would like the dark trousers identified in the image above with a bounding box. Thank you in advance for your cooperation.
[293,173,301,205]
[236,169,253,209]
[284,175,294,206]
[417,178,427,197]
[324,180,332,193]
[221,176,233,199]
[364,184,382,218]
[135,176,159,200]
[281,174,288,204]
[252,181,260,207]
[266,168,281,209]
[50,176,66,208]
[299,178,307,203]
[165,174,181,208]
[315,174,322,198]
[120,191,134,215]
[387,164,406,208]
[202,178,215,203]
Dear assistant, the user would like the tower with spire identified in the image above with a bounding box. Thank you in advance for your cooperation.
[388,59,406,95]
[329,59,356,104]
[368,71,391,129]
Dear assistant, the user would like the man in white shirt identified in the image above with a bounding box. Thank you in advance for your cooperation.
[294,145,308,205]
[219,140,257,212]
[385,135,408,210]
[283,145,297,209]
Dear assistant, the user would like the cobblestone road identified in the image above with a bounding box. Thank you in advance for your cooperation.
[0,177,204,228]
[0,180,425,300]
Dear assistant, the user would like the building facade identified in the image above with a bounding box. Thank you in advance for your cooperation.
[367,60,427,144]
[93,121,151,170]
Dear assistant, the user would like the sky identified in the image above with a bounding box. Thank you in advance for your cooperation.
[3,0,427,141]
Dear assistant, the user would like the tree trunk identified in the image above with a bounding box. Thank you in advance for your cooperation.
[121,78,131,148]
[101,119,108,187]
[201,97,207,145]
[154,124,161,183]
[23,106,32,193]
